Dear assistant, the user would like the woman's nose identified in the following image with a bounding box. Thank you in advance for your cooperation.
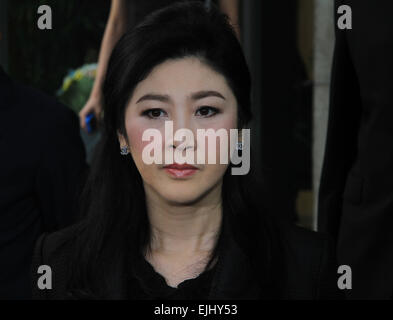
[168,112,197,150]
[172,110,191,132]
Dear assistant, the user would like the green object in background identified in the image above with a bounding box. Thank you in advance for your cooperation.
[57,63,97,115]
[56,64,101,164]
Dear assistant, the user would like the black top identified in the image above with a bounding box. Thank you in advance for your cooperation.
[31,211,343,300]
[127,252,217,300]
[0,67,87,299]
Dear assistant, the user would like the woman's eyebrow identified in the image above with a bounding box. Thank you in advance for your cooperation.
[136,93,171,104]
[135,90,226,104]
[190,90,226,101]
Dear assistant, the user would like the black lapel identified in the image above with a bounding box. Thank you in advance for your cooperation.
[208,209,267,299]
[207,207,283,300]
[207,228,261,299]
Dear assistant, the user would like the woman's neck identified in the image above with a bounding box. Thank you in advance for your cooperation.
[144,183,223,255]
[141,183,223,287]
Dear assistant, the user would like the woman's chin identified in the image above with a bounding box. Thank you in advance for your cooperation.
[159,188,208,206]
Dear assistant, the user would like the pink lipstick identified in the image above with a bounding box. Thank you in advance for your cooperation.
[163,163,198,178]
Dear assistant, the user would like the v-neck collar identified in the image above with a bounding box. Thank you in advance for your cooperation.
[129,250,218,299]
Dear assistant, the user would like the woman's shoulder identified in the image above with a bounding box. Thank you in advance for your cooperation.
[34,223,83,260]
[31,223,84,299]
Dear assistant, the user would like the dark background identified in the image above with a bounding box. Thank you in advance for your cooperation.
[7,0,110,94]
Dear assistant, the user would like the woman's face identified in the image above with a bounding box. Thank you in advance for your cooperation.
[119,57,238,205]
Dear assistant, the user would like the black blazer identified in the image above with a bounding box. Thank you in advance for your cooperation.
[31,214,342,300]
[0,67,87,299]
[318,0,393,299]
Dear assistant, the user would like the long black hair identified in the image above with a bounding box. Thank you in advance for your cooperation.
[67,1,269,299]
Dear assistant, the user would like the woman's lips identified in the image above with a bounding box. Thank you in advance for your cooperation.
[163,163,198,178]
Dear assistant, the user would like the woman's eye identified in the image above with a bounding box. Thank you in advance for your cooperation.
[195,106,219,117]
[142,108,167,119]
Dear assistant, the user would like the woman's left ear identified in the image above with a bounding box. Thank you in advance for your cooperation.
[118,132,130,156]
[236,128,244,151]
[117,131,127,147]
[238,128,244,143]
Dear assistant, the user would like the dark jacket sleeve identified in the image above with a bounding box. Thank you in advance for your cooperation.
[31,232,70,300]
[34,106,87,232]
[31,233,48,299]
[315,233,345,300]
[31,227,75,300]
[275,221,345,299]
[317,0,362,238]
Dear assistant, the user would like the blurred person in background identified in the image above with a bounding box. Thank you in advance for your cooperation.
[0,66,87,299]
[79,0,240,132]
[318,0,393,299]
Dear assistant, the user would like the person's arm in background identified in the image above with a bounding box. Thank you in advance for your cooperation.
[80,0,240,131]
[219,0,240,40]
[79,0,127,131]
